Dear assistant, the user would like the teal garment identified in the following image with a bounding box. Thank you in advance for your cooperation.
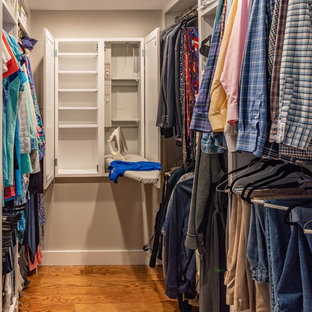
[20,153,32,175]
[3,80,9,185]
[225,0,233,23]
[6,34,23,61]
[212,0,225,33]
[4,73,22,187]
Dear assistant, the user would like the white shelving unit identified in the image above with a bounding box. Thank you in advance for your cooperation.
[40,32,162,182]
[53,39,105,178]
[42,32,161,183]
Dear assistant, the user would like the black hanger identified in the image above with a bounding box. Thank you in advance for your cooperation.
[217,157,261,192]
[180,14,197,29]
[229,159,284,194]
[185,16,198,28]
[240,162,291,199]
[242,164,312,202]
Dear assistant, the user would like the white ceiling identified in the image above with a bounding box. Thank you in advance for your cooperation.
[28,0,169,10]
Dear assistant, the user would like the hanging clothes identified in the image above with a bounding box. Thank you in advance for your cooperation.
[2,31,47,306]
[157,16,199,165]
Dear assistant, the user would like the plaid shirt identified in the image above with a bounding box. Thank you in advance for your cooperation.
[269,0,288,142]
[236,0,268,157]
[280,144,312,161]
[190,18,222,133]
[276,0,312,150]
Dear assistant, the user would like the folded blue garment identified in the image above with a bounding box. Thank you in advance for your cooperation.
[108,160,161,183]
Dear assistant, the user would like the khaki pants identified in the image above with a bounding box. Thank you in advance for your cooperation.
[225,195,270,311]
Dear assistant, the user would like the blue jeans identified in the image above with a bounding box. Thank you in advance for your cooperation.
[265,207,291,312]
[265,200,312,312]
[276,205,312,312]
[247,203,269,283]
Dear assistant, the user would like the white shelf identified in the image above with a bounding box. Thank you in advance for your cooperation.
[59,124,98,129]
[58,53,98,58]
[112,118,140,123]
[58,89,98,93]
[200,0,218,17]
[111,77,139,81]
[59,107,98,111]
[59,70,98,75]
[58,168,98,175]
[18,16,29,36]
[3,0,17,25]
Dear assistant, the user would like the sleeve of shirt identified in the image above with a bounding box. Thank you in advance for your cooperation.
[221,0,251,127]
[209,0,238,133]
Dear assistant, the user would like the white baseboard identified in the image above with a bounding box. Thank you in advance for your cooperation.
[41,249,150,265]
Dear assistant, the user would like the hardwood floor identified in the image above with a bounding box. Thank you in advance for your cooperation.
[19,266,198,312]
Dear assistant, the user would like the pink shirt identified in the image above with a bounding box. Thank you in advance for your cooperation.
[220,0,251,126]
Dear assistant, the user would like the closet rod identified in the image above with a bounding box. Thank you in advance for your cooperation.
[175,5,198,23]
[252,196,312,211]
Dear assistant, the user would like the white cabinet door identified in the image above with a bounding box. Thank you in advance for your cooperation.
[43,28,55,190]
[144,28,161,163]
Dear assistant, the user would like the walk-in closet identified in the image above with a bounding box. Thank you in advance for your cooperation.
[2,0,312,311]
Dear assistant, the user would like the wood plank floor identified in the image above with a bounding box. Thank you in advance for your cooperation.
[20,266,198,312]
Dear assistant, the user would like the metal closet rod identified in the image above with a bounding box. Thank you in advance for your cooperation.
[175,5,198,23]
